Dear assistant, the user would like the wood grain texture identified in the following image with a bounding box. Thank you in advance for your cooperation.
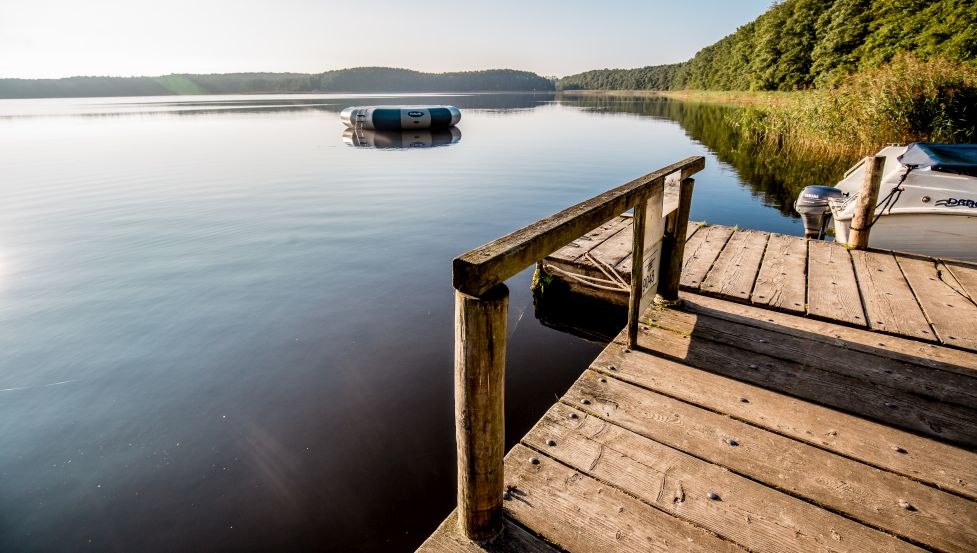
[680,225,735,290]
[455,286,508,541]
[524,403,920,553]
[659,178,694,301]
[503,444,745,553]
[898,255,977,351]
[680,292,977,376]
[564,372,977,552]
[548,216,632,263]
[700,230,769,301]
[588,341,977,501]
[641,307,977,408]
[625,320,977,447]
[945,260,977,302]
[848,155,885,249]
[417,511,562,553]
[589,224,635,268]
[850,250,934,340]
[751,234,807,313]
[807,240,866,326]
[617,220,701,275]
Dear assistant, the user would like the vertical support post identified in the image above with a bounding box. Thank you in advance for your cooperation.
[455,284,508,543]
[848,156,885,250]
[658,178,695,302]
[627,199,648,348]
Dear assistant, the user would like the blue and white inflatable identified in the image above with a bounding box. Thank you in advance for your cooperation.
[340,105,461,131]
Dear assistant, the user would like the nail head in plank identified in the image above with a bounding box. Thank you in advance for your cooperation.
[751,234,807,313]
[566,373,977,552]
[503,444,745,553]
[526,404,923,553]
[700,230,769,301]
[807,241,866,326]
[850,250,934,340]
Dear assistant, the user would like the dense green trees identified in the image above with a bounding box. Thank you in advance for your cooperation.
[558,0,977,91]
[0,68,554,99]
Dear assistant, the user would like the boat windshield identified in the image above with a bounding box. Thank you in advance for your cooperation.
[898,143,977,177]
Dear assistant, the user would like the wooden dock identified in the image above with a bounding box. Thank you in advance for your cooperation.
[421,291,977,552]
[541,216,977,352]
[419,158,977,552]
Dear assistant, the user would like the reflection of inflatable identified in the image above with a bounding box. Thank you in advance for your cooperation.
[343,128,462,149]
[340,105,461,130]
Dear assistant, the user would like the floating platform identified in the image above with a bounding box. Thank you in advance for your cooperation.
[539,216,977,352]
[420,290,977,552]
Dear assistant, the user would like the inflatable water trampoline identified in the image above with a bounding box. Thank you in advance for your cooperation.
[340,105,461,131]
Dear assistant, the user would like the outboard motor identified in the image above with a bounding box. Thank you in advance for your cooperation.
[794,185,846,239]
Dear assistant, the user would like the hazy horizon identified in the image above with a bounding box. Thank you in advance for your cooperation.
[1,0,771,80]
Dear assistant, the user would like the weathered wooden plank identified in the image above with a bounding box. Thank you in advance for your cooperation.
[623,320,977,447]
[588,223,634,268]
[565,372,977,552]
[548,216,632,263]
[898,255,977,351]
[945,260,977,302]
[454,157,705,296]
[850,250,935,340]
[641,307,977,408]
[617,220,701,275]
[679,293,977,377]
[700,230,769,301]
[503,444,745,553]
[417,510,562,553]
[751,234,807,313]
[589,342,977,501]
[525,404,921,553]
[680,225,735,290]
[807,240,866,326]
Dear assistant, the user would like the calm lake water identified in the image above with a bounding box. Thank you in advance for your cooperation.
[0,93,850,552]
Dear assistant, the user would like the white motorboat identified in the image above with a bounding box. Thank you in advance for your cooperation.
[794,143,977,261]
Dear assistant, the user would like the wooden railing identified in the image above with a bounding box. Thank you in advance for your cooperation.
[451,156,705,542]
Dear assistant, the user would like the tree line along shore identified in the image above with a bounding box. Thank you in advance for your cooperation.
[3,0,973,154]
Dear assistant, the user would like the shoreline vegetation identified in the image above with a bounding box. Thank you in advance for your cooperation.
[3,1,973,159]
[0,67,555,99]
[556,0,977,156]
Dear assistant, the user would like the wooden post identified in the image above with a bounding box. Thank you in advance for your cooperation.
[848,156,885,250]
[627,198,648,348]
[454,284,508,542]
[658,178,694,302]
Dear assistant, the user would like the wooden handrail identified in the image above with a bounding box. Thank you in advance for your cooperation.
[453,156,705,297]
[452,156,705,542]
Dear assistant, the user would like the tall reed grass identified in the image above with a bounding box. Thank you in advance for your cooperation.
[733,55,977,156]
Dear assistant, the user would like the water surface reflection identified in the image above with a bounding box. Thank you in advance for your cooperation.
[0,93,840,552]
[343,128,462,149]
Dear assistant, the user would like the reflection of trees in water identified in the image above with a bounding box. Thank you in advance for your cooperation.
[2,93,557,121]
[559,95,858,217]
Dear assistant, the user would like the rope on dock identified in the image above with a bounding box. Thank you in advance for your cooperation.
[584,252,630,290]
[541,262,629,292]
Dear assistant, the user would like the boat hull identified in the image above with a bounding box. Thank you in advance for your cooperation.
[833,212,977,261]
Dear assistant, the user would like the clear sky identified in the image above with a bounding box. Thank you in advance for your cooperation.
[0,0,774,79]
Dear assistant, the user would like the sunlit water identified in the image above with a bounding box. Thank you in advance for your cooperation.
[0,94,817,552]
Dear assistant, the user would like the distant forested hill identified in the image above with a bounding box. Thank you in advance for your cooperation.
[0,68,554,99]
[559,0,977,91]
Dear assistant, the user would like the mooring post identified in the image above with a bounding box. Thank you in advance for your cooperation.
[658,178,695,302]
[454,284,508,543]
[848,156,885,250]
